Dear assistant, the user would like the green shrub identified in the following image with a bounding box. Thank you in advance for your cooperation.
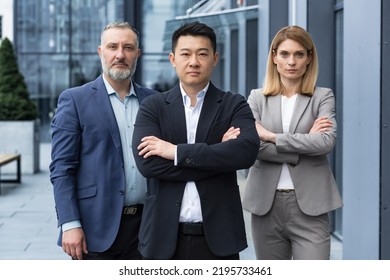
[0,37,37,120]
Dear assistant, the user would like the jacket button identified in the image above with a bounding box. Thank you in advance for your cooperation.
[289,164,296,167]
[119,190,125,195]
[185,158,191,164]
[175,200,180,207]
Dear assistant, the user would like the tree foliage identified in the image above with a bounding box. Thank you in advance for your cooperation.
[0,37,37,120]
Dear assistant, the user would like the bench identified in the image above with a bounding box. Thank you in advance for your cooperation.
[0,153,21,195]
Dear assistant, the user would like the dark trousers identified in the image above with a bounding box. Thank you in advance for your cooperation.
[171,223,239,260]
[82,205,143,260]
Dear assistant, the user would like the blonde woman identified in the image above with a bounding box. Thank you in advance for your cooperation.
[243,25,342,260]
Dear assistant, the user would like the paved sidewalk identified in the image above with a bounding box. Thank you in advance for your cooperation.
[0,143,67,260]
[0,142,341,260]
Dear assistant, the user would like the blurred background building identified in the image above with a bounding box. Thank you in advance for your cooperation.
[0,0,389,260]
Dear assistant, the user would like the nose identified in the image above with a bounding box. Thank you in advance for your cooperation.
[189,55,200,67]
[115,47,125,59]
[287,55,295,66]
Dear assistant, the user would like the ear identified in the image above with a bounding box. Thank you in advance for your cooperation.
[213,52,219,67]
[169,53,175,67]
[272,50,277,64]
[307,51,312,65]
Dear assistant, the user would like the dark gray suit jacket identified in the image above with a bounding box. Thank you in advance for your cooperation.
[132,82,260,259]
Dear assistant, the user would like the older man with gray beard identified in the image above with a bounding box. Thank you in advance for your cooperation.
[50,22,157,260]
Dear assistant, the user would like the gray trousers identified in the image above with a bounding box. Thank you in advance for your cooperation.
[251,191,330,260]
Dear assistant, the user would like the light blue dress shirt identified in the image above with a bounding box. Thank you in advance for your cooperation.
[106,78,147,206]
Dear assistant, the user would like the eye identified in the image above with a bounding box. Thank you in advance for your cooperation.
[295,52,305,58]
[124,46,135,51]
[279,51,289,58]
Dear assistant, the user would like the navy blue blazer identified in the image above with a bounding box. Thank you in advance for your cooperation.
[132,82,260,259]
[50,75,157,252]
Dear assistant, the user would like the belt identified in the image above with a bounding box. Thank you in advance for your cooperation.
[276,189,294,193]
[123,204,143,215]
[179,222,204,236]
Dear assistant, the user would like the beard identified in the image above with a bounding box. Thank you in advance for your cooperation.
[108,67,132,81]
[101,57,138,81]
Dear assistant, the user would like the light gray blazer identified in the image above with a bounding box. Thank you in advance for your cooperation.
[242,87,343,216]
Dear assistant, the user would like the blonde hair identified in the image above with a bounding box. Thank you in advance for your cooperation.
[262,25,318,96]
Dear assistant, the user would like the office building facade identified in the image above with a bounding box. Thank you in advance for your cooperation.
[6,0,390,259]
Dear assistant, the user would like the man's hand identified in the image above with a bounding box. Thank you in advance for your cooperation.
[310,117,333,133]
[138,126,240,160]
[138,136,176,160]
[62,227,88,260]
[222,127,240,142]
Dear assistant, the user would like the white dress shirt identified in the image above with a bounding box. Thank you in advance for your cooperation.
[276,94,297,190]
[177,83,209,223]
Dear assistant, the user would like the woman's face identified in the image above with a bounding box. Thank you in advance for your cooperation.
[273,39,311,84]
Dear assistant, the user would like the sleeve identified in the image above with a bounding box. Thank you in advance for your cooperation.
[176,94,260,171]
[132,94,260,181]
[132,95,217,181]
[275,88,337,156]
[49,90,82,227]
[247,89,299,164]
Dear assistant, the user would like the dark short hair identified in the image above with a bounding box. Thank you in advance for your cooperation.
[171,21,217,53]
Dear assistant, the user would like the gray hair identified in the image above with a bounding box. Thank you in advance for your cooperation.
[101,22,140,46]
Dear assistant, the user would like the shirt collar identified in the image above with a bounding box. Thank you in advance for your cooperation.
[102,75,136,97]
[179,83,208,107]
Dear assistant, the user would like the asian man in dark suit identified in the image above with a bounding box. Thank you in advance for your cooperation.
[50,22,157,260]
[132,21,260,260]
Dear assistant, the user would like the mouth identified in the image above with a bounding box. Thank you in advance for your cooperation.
[113,63,129,67]
[286,69,297,73]
[187,71,201,76]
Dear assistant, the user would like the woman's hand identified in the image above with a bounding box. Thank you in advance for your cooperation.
[310,117,333,133]
[256,121,276,143]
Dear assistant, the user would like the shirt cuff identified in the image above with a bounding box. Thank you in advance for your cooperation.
[174,146,178,166]
[62,220,82,232]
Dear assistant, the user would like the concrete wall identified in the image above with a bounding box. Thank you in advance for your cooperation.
[342,0,381,259]
[0,120,40,174]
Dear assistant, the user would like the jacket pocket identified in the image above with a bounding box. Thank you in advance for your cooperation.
[77,185,97,199]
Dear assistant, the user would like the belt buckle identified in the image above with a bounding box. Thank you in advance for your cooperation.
[123,206,137,215]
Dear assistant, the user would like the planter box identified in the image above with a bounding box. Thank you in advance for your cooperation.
[0,120,40,174]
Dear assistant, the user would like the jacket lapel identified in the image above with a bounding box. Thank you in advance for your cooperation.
[165,85,188,144]
[267,95,283,133]
[196,83,222,142]
[133,80,147,104]
[91,76,124,161]
[289,94,311,133]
